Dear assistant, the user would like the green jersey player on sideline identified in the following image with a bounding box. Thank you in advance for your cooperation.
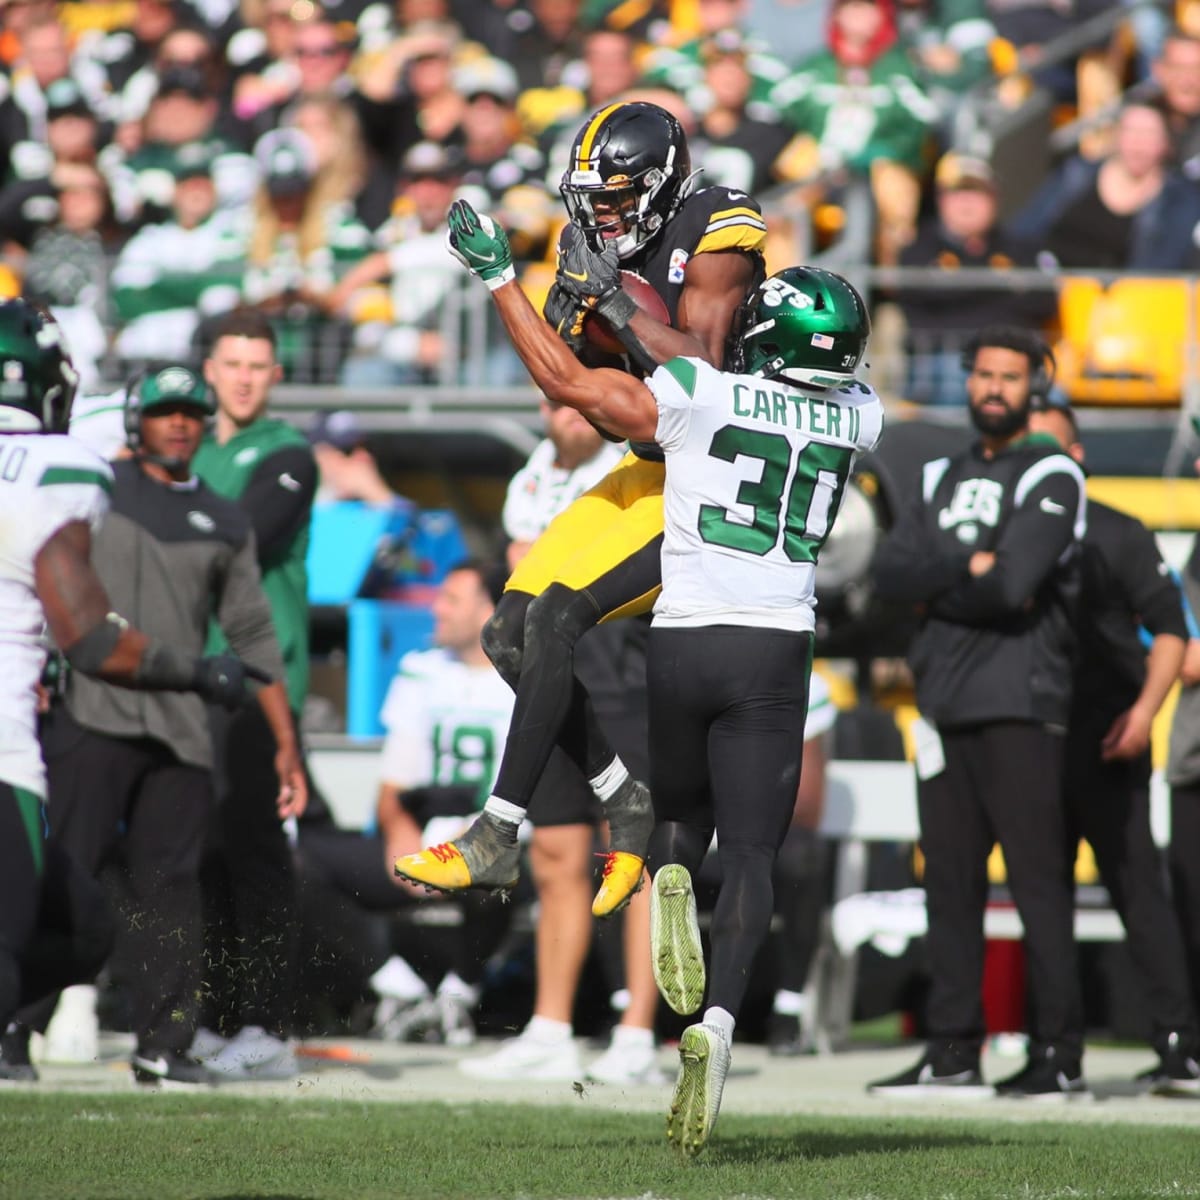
[403,199,882,1157]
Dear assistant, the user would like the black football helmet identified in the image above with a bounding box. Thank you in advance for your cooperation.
[559,101,696,259]
[0,299,79,433]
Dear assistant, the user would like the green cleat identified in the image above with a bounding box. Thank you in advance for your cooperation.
[650,864,705,1015]
[666,1023,731,1159]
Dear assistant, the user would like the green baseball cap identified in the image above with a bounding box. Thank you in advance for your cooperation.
[138,364,213,414]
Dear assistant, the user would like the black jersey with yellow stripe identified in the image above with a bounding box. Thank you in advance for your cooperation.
[625,183,767,366]
[623,185,766,458]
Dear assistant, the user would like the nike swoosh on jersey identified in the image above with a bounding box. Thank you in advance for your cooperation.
[1039,497,1067,515]
[562,268,590,282]
[279,472,301,492]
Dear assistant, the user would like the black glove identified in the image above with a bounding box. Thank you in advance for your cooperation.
[192,654,272,710]
[555,224,621,303]
[543,280,589,353]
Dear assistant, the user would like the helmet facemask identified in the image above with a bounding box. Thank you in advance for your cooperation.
[562,162,680,259]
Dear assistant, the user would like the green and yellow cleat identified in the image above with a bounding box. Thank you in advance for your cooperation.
[666,1023,731,1159]
[393,813,520,895]
[650,864,705,1015]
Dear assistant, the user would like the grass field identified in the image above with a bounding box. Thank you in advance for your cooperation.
[2,1093,1199,1200]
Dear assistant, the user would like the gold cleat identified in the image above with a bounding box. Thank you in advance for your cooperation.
[393,813,520,895]
[591,851,646,919]
[650,864,706,1015]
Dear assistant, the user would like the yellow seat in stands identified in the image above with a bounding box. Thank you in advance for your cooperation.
[1053,277,1189,405]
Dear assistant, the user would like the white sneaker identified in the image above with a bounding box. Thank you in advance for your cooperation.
[41,986,99,1064]
[436,992,476,1048]
[459,1030,582,1081]
[205,1025,298,1081]
[667,1023,731,1158]
[586,1039,666,1086]
[189,1027,229,1063]
[372,994,439,1043]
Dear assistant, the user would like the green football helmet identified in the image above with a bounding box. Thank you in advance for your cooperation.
[0,299,79,433]
[738,267,870,390]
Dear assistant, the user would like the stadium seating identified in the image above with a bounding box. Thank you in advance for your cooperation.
[1054,277,1191,405]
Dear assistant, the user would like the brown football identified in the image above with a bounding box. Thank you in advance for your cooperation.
[583,270,671,354]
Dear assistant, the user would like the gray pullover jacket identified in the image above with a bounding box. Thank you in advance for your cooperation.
[64,459,285,769]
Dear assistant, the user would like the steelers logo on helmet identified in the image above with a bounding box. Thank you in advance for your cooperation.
[738,267,870,390]
[559,101,697,260]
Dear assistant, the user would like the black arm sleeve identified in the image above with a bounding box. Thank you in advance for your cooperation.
[1120,520,1188,640]
[931,466,1082,623]
[872,492,973,604]
[237,445,318,566]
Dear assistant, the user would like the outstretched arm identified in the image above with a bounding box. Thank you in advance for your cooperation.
[447,200,659,443]
[36,520,267,707]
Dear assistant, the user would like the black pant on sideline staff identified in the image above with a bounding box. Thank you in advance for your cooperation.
[1064,722,1197,1053]
[918,721,1083,1061]
[16,707,211,1055]
[203,702,297,1038]
[1168,782,1200,1009]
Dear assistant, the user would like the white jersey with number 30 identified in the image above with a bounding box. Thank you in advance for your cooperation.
[647,356,883,632]
[0,433,112,796]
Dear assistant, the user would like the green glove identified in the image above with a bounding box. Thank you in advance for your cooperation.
[445,198,515,291]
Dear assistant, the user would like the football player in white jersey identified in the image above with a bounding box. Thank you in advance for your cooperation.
[0,300,266,1079]
[442,203,882,1156]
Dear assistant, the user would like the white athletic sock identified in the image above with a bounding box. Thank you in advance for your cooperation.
[589,756,630,803]
[703,1006,735,1044]
[437,972,480,1007]
[611,1023,654,1049]
[525,1015,572,1043]
[369,955,428,1003]
[482,796,526,828]
[773,989,808,1017]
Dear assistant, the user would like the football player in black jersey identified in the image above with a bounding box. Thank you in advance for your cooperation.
[395,102,766,917]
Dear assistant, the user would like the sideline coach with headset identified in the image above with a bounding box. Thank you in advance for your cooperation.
[869,326,1091,1100]
[10,363,301,1086]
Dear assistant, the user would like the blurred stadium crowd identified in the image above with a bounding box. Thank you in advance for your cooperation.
[3,0,1200,399]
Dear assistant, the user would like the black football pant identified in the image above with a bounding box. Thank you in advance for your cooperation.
[16,709,210,1055]
[645,626,813,1021]
[918,721,1083,1063]
[1168,780,1200,1013]
[1064,722,1197,1056]
[481,538,660,811]
[0,783,114,1029]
